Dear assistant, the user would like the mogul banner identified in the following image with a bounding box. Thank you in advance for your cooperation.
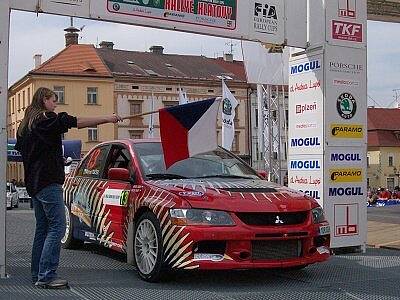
[288,52,324,156]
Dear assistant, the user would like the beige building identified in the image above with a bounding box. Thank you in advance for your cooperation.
[367,108,400,191]
[7,32,253,182]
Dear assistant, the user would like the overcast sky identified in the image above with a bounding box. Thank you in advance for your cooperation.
[8,11,400,108]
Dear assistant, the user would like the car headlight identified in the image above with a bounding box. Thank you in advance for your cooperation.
[170,209,235,226]
[311,207,326,223]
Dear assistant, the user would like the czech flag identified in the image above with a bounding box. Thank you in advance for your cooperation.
[159,98,221,169]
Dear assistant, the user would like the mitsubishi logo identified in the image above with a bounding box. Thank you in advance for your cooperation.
[275,215,284,224]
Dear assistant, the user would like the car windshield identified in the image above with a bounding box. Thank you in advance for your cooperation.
[133,142,259,180]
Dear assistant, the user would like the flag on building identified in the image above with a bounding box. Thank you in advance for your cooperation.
[221,80,239,150]
[148,93,155,138]
[178,85,189,105]
[159,98,221,168]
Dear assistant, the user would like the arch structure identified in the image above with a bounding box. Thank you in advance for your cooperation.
[0,0,398,278]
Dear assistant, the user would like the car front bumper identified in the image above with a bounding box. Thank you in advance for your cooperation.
[175,222,330,270]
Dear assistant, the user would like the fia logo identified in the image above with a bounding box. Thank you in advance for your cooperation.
[254,2,277,19]
[275,215,284,224]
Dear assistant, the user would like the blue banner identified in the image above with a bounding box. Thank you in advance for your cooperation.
[7,139,82,162]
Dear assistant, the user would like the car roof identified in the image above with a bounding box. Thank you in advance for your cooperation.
[95,138,161,148]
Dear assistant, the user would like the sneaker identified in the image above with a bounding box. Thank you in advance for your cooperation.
[35,278,69,289]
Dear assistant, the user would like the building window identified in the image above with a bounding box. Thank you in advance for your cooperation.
[88,127,98,142]
[163,101,179,108]
[232,132,239,152]
[22,91,26,109]
[389,155,394,167]
[8,99,11,116]
[12,97,15,114]
[87,87,98,104]
[130,101,142,115]
[18,93,21,111]
[387,177,395,191]
[367,156,370,167]
[129,130,143,140]
[367,178,370,189]
[54,86,65,104]
[255,108,258,128]
[234,106,239,121]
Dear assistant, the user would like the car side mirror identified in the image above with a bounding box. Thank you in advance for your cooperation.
[257,170,268,180]
[108,168,131,182]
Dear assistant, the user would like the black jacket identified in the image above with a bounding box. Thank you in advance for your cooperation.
[15,112,77,196]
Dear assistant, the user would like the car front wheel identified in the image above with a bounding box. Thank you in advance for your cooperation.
[134,212,164,282]
[61,205,84,249]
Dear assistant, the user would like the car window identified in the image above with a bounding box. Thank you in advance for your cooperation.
[103,145,133,179]
[133,142,259,180]
[76,146,109,179]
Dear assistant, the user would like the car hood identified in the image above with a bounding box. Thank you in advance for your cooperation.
[148,178,315,212]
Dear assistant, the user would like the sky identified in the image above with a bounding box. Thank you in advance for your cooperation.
[7,11,400,108]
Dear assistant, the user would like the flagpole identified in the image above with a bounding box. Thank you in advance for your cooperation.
[122,110,159,120]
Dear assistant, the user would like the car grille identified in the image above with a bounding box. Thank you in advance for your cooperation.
[236,212,308,226]
[252,240,302,260]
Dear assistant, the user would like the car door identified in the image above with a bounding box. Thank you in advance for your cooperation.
[97,144,135,252]
[68,144,110,242]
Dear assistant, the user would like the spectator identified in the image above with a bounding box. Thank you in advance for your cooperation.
[392,186,400,199]
[378,188,391,200]
[15,87,122,289]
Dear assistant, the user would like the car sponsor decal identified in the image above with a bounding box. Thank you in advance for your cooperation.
[103,189,130,207]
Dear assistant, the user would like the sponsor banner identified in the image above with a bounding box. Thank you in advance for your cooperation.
[333,79,360,87]
[295,101,318,115]
[332,20,362,43]
[333,203,359,237]
[288,52,324,156]
[103,189,130,206]
[289,159,321,170]
[288,155,324,207]
[108,0,237,30]
[326,147,365,168]
[325,45,367,146]
[328,186,363,197]
[329,168,362,183]
[290,137,322,148]
[331,124,363,139]
[94,0,285,44]
[326,0,367,48]
[336,92,356,119]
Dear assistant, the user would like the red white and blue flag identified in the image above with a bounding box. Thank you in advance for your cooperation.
[159,98,221,168]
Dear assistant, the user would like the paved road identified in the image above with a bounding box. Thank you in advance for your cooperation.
[367,205,400,224]
[1,204,400,300]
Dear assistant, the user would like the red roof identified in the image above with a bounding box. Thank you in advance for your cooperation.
[368,108,400,130]
[368,108,400,147]
[32,44,112,78]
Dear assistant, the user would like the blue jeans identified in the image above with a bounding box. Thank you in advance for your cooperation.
[31,184,66,283]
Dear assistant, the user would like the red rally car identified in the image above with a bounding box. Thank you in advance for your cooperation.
[62,139,330,282]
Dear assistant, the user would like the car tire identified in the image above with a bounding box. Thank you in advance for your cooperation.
[61,205,84,249]
[134,212,165,282]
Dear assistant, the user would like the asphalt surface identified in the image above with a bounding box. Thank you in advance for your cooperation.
[1,203,400,300]
[367,205,400,224]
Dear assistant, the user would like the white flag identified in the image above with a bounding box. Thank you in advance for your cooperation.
[222,80,239,151]
[148,93,155,138]
[178,86,189,105]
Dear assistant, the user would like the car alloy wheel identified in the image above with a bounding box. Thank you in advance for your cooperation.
[61,205,71,245]
[61,205,83,249]
[134,212,164,282]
